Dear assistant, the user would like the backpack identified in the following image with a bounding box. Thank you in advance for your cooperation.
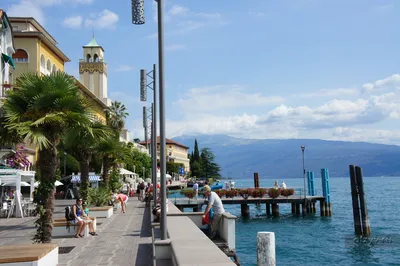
[65,205,76,233]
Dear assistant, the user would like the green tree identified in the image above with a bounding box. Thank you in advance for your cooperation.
[191,160,202,178]
[167,161,184,174]
[63,122,111,201]
[106,101,129,134]
[3,72,89,243]
[125,147,151,176]
[193,139,200,162]
[200,148,221,179]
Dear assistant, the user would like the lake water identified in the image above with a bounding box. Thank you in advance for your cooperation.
[228,177,400,266]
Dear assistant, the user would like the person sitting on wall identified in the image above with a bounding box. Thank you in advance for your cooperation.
[273,180,280,189]
[202,185,225,239]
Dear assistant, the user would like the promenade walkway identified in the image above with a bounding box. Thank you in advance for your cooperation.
[0,197,152,266]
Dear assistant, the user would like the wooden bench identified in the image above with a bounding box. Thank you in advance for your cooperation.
[0,244,58,266]
[88,206,113,218]
[53,217,97,231]
[52,219,93,238]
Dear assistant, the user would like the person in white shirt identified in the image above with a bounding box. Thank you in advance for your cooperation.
[281,181,287,189]
[202,185,225,239]
[193,182,199,197]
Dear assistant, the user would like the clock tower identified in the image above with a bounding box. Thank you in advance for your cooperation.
[79,36,110,105]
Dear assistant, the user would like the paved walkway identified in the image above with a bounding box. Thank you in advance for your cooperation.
[0,198,152,266]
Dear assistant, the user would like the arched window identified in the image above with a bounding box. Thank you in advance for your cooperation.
[86,54,91,62]
[46,59,51,72]
[52,64,57,73]
[40,54,45,68]
[12,49,29,63]
[93,54,99,62]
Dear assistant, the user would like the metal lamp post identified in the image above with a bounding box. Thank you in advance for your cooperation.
[132,0,167,240]
[140,65,158,205]
[301,146,306,199]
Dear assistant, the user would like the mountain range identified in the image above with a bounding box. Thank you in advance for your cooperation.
[172,134,400,178]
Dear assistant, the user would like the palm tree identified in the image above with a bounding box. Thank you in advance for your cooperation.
[106,101,129,133]
[3,72,90,243]
[64,122,111,201]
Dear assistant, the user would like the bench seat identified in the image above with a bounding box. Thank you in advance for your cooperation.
[54,217,97,231]
[0,244,58,266]
[52,219,93,238]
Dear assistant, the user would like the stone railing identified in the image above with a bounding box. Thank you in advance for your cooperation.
[150,201,237,265]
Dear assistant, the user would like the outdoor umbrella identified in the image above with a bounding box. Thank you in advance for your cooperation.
[2,181,30,187]
[34,181,64,187]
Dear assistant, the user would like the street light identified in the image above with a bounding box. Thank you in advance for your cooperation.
[132,0,168,240]
[301,146,306,199]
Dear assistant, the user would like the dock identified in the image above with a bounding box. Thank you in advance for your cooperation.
[170,195,331,217]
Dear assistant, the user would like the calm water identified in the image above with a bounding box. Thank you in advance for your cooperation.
[228,177,400,266]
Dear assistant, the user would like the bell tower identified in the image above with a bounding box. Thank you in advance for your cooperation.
[79,36,109,105]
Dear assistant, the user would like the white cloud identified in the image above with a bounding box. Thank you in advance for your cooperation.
[362,74,400,93]
[165,44,186,52]
[7,0,45,24]
[174,85,285,113]
[168,5,189,16]
[84,9,119,29]
[294,87,359,98]
[248,12,266,17]
[115,65,134,72]
[62,16,83,28]
[166,73,400,145]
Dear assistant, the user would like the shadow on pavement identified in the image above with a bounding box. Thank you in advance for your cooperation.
[140,206,151,238]
[135,243,152,266]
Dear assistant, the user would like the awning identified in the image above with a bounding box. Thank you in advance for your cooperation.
[71,175,101,183]
[2,53,16,70]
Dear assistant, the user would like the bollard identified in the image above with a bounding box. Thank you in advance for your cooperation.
[257,232,276,266]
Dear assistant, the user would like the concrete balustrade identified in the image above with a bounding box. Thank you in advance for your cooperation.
[150,201,237,265]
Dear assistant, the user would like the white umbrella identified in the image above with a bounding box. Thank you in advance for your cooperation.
[157,172,172,179]
[145,178,152,183]
[2,181,30,187]
[137,178,143,183]
[34,181,64,187]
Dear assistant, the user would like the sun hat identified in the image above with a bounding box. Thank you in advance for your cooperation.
[203,185,211,192]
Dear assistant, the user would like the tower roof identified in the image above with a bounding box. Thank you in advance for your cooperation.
[83,36,104,51]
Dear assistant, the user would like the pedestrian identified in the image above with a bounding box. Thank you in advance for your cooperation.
[193,181,199,198]
[113,193,129,213]
[202,185,225,239]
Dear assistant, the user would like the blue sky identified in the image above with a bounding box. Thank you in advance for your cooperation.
[4,0,400,144]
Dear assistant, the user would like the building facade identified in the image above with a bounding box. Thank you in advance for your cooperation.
[79,36,111,106]
[9,17,69,79]
[140,137,190,171]
[0,10,15,99]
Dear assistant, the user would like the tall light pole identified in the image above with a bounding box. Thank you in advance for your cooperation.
[301,146,306,199]
[132,0,167,240]
[140,65,158,205]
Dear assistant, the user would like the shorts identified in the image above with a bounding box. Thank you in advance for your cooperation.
[74,217,83,223]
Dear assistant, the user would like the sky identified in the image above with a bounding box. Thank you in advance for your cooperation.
[4,0,400,145]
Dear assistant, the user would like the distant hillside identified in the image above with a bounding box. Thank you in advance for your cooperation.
[173,134,400,178]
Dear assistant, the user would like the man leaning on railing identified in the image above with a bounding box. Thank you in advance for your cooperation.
[202,185,225,240]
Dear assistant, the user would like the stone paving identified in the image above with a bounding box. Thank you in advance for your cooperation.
[0,198,152,266]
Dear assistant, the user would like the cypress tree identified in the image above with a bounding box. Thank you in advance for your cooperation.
[194,139,200,162]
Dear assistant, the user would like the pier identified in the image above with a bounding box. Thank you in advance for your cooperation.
[170,195,332,217]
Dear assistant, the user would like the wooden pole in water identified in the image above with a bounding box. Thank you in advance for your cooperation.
[291,202,296,214]
[257,232,276,266]
[266,203,271,216]
[241,204,250,217]
[302,199,307,216]
[320,199,325,217]
[349,165,362,235]
[295,202,300,216]
[355,166,371,236]
[272,203,279,217]
[254,172,260,188]
[312,201,316,213]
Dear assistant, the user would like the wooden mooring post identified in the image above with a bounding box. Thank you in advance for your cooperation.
[266,203,271,216]
[241,204,250,217]
[272,203,279,217]
[254,172,260,188]
[349,165,371,236]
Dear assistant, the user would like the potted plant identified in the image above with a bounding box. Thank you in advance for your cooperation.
[215,189,226,198]
[239,188,253,199]
[225,189,238,198]
[252,188,267,198]
[281,188,295,197]
[268,188,281,199]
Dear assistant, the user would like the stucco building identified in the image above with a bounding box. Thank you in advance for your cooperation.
[140,137,190,171]
[0,10,15,99]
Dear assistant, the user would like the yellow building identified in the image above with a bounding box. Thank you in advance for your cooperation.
[140,137,190,171]
[7,17,108,165]
[9,17,69,78]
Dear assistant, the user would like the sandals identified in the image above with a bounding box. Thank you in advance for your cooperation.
[74,235,80,238]
[89,232,98,236]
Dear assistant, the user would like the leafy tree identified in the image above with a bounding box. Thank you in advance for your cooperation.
[190,160,202,178]
[109,168,123,193]
[63,122,111,201]
[167,161,184,174]
[193,139,200,161]
[106,101,129,134]
[125,147,151,176]
[200,148,221,179]
[3,71,89,243]
[0,107,22,147]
